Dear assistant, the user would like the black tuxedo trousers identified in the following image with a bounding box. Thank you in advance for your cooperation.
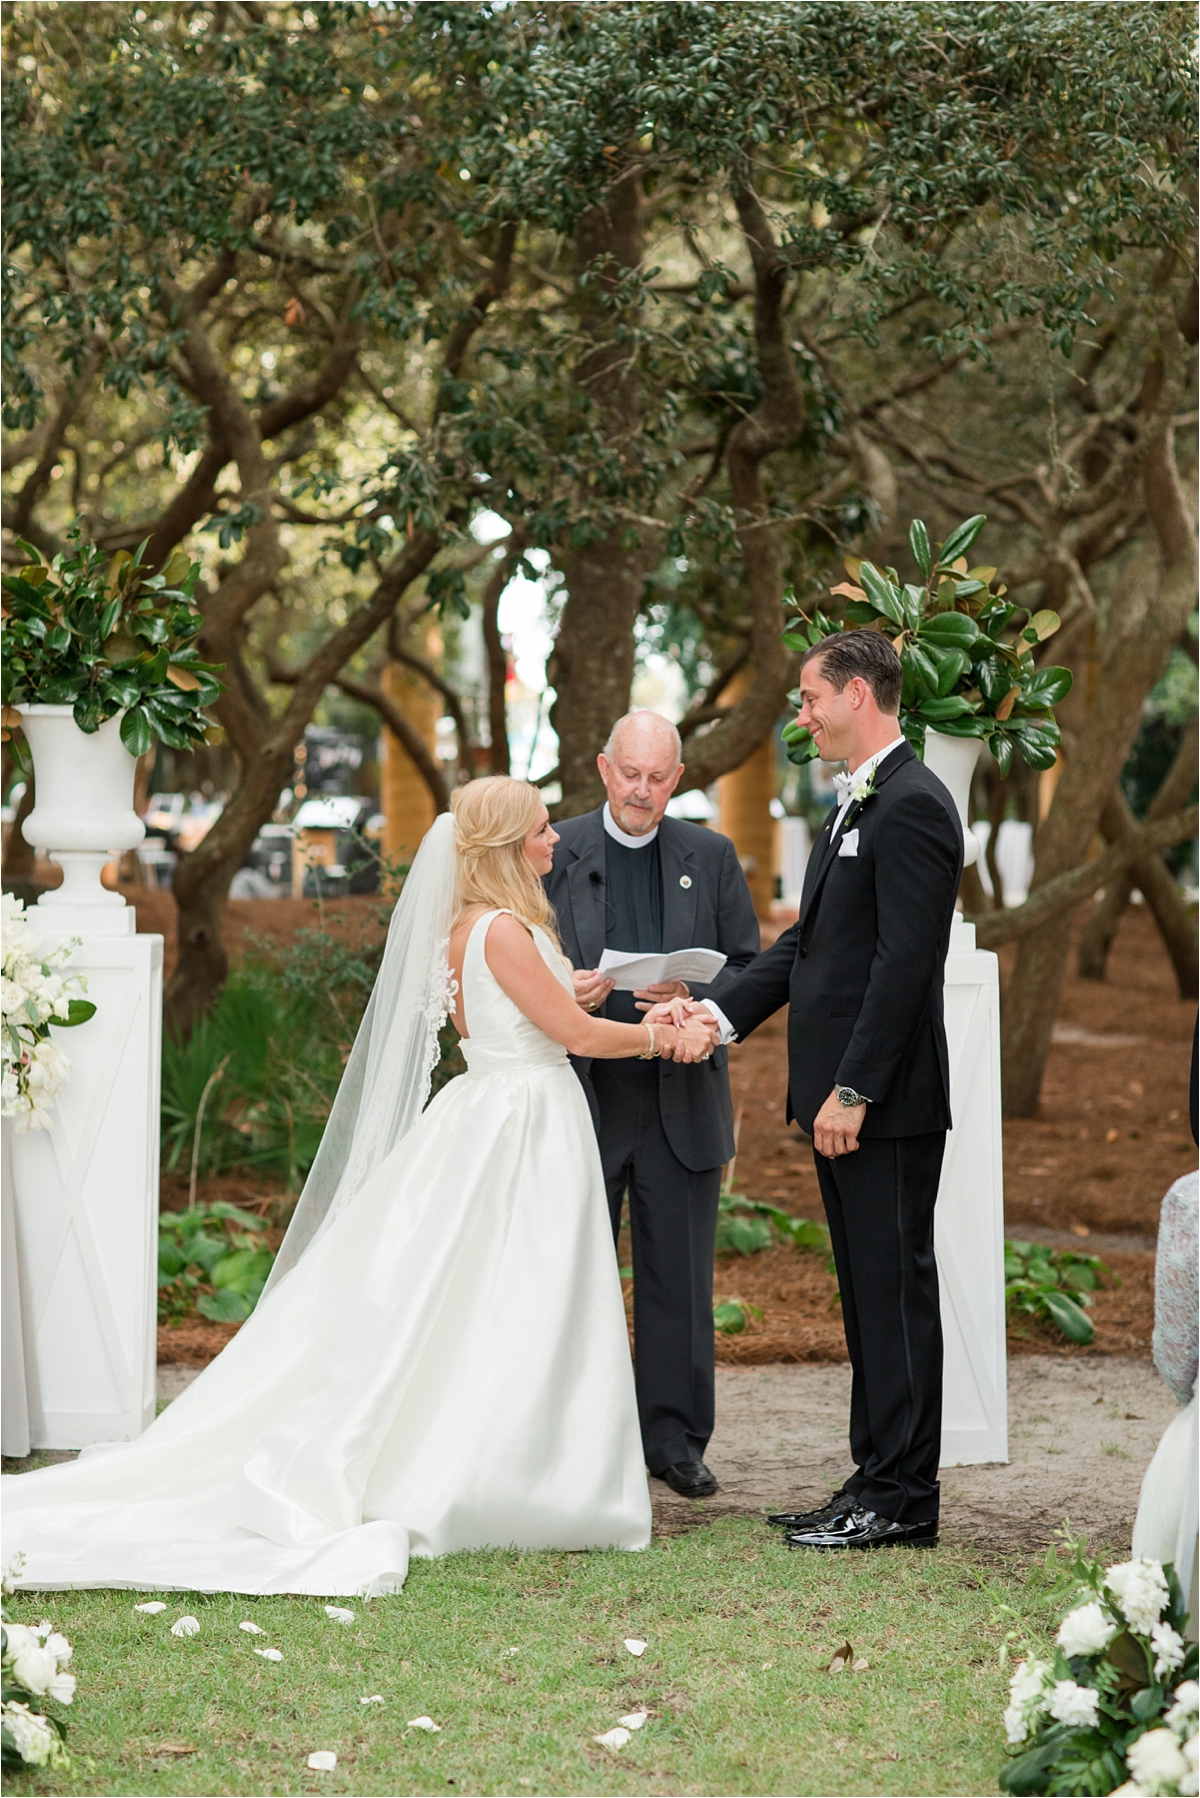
[816,1132,945,1522]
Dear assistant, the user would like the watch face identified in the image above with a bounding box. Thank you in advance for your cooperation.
[837,1086,861,1108]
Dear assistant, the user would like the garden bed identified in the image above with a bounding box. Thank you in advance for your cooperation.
[143,897,1188,1366]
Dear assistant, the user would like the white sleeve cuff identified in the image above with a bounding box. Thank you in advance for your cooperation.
[700,1000,737,1045]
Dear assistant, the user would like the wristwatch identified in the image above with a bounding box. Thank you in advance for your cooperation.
[835,1084,868,1109]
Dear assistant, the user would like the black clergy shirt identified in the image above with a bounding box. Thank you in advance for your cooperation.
[602,833,663,1026]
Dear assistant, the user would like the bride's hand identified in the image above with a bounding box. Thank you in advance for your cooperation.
[643,998,694,1029]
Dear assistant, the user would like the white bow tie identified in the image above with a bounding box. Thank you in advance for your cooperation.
[833,771,856,805]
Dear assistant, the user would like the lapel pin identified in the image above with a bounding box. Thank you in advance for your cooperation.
[679,875,692,889]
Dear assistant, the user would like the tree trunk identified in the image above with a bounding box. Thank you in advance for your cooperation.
[481,549,513,776]
[1076,714,1199,994]
[1000,358,1197,1116]
[548,167,648,816]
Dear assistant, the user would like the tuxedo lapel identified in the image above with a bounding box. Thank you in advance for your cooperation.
[564,810,608,970]
[658,818,698,951]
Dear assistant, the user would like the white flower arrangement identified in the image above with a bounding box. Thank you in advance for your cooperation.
[1,893,95,1131]
[1000,1538,1197,1797]
[1,1554,74,1771]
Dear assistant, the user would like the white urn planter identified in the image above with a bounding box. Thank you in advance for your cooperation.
[917,727,1007,1466]
[921,727,983,868]
[6,704,162,1449]
[16,704,145,934]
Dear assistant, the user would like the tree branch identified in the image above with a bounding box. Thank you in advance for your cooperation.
[971,804,1198,947]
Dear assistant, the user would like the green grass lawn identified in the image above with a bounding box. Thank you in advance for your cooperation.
[3,1515,1068,1798]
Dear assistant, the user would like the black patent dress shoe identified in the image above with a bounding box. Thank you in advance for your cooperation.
[766,1489,855,1530]
[783,1505,938,1551]
[658,1460,718,1498]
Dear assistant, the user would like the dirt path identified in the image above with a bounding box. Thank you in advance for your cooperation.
[650,1356,1177,1556]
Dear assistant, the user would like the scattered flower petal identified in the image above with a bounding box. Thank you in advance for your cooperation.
[254,1647,283,1662]
[594,1727,632,1752]
[853,1657,870,1672]
[618,1711,648,1730]
[170,1616,200,1638]
[360,1695,385,1706]
[406,1716,441,1732]
[238,1621,266,1635]
[134,1602,167,1614]
[307,1750,338,1771]
[623,1638,647,1657]
[499,1647,521,1659]
[324,1605,355,1625]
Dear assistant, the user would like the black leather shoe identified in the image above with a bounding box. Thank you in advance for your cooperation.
[767,1489,855,1531]
[783,1505,938,1551]
[658,1460,718,1498]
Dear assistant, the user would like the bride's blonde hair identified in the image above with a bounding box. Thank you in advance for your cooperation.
[450,777,562,947]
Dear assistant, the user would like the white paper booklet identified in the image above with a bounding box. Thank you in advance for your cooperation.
[597,947,727,991]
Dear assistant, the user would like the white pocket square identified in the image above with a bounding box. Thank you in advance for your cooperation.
[837,829,859,858]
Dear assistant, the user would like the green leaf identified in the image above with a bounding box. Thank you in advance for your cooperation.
[919,612,980,650]
[934,648,970,696]
[120,707,154,756]
[157,1241,187,1279]
[57,999,97,1028]
[938,514,987,566]
[990,733,1014,778]
[1019,667,1073,709]
[197,1288,256,1324]
[908,519,933,580]
[858,561,905,626]
[1041,1289,1095,1344]
[781,631,810,652]
[918,694,973,721]
[1025,609,1062,641]
[210,1246,274,1293]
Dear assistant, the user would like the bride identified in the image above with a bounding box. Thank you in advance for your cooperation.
[3,777,717,1597]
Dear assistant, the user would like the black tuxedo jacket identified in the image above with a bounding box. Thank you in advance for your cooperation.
[544,809,760,1172]
[708,741,963,1140]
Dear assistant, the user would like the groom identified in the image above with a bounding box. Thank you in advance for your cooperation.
[703,630,963,1550]
[545,710,760,1497]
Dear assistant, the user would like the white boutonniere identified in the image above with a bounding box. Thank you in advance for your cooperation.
[847,765,879,808]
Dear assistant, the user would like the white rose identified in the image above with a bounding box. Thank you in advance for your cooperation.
[1152,1622,1187,1680]
[46,1671,76,1705]
[1009,1658,1053,1709]
[1,976,29,1014]
[8,1640,60,1695]
[2,1624,38,1662]
[1127,1728,1189,1794]
[1058,1601,1118,1658]
[1048,1679,1101,1729]
[1004,1703,1031,1745]
[41,1631,72,1670]
[1,1699,61,1767]
[1167,1683,1200,1731]
[1106,1560,1170,1637]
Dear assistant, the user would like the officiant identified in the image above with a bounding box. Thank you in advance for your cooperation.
[544,710,759,1497]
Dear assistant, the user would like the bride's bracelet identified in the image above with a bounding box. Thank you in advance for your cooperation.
[640,1022,662,1060]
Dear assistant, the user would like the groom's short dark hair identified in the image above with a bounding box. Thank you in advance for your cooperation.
[802,629,902,715]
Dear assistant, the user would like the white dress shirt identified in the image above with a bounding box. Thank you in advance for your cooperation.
[701,737,905,1045]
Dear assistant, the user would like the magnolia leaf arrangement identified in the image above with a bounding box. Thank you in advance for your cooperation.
[1,523,223,760]
[782,514,1073,778]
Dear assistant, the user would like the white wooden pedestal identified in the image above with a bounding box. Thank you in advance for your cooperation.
[937,916,1008,1466]
[6,916,162,1449]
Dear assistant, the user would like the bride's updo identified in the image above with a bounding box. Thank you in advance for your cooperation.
[450,777,562,947]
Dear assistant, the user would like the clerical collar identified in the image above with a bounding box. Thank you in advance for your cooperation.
[603,802,659,848]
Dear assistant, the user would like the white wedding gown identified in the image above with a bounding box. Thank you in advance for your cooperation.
[3,911,651,1595]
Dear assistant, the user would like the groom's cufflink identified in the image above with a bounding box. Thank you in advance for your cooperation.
[837,829,859,858]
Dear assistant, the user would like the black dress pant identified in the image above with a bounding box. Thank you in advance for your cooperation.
[813,1131,945,1524]
[589,1058,721,1474]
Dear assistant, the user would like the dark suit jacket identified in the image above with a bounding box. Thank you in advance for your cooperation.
[708,741,963,1140]
[545,809,760,1172]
